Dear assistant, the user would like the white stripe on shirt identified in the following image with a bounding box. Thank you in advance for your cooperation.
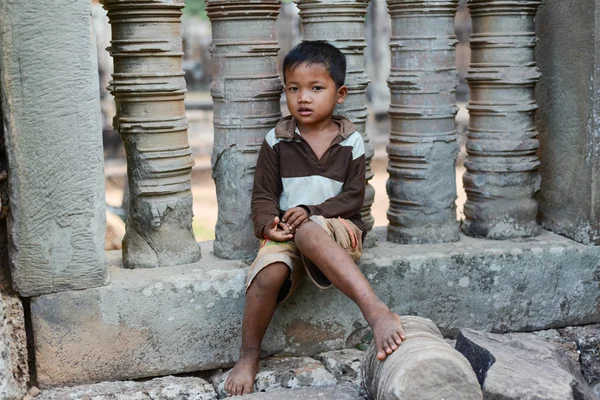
[280,175,344,210]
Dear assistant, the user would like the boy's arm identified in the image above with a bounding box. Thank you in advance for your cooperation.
[303,136,366,219]
[251,138,283,239]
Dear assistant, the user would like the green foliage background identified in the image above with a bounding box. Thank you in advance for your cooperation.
[183,0,207,18]
[183,0,293,18]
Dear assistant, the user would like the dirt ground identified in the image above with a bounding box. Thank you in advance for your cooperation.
[105,107,468,242]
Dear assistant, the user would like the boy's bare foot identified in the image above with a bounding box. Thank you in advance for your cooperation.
[366,302,405,361]
[224,352,260,396]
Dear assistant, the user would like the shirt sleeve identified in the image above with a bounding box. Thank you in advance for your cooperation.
[303,135,366,219]
[251,138,282,239]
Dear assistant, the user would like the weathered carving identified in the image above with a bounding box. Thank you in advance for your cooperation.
[386,0,460,244]
[206,0,283,260]
[462,0,541,239]
[297,0,377,246]
[362,315,483,400]
[102,0,201,268]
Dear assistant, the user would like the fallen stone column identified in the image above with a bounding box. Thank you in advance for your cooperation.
[297,0,377,246]
[362,315,482,400]
[102,0,201,268]
[207,0,283,259]
[462,0,541,239]
[0,0,107,295]
[386,0,460,244]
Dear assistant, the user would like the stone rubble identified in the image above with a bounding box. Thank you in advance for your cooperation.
[35,376,217,400]
[315,349,365,389]
[0,272,28,400]
[220,385,363,399]
[456,329,598,400]
[560,324,600,385]
[214,357,337,399]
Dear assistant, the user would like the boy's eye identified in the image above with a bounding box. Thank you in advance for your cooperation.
[288,87,298,92]
[313,86,323,91]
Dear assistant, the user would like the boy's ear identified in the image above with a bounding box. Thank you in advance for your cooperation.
[336,85,348,104]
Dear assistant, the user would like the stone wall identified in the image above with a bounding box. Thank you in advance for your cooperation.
[536,0,600,244]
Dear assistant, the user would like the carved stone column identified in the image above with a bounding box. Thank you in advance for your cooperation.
[207,1,283,259]
[462,0,541,239]
[102,0,201,268]
[386,0,460,244]
[297,0,377,246]
[362,316,482,400]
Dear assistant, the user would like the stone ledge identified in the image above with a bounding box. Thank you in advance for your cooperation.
[30,229,600,387]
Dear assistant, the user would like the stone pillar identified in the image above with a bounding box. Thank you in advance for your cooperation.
[102,0,201,268]
[362,315,482,400]
[366,0,392,116]
[536,0,600,245]
[386,0,460,244]
[0,0,107,296]
[297,0,377,246]
[462,0,541,239]
[207,0,283,259]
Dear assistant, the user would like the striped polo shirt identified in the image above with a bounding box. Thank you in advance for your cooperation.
[251,115,366,240]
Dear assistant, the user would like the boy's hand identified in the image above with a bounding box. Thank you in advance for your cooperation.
[263,216,294,242]
[282,207,309,232]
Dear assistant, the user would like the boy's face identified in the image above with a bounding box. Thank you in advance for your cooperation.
[284,62,347,130]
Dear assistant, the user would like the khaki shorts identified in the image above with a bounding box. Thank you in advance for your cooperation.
[246,215,363,304]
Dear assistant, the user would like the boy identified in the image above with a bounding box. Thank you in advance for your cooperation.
[225,41,405,396]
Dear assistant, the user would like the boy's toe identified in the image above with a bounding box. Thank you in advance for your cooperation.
[242,383,253,395]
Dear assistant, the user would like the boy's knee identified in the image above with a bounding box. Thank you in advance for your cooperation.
[294,221,322,243]
[295,221,322,247]
[252,263,290,292]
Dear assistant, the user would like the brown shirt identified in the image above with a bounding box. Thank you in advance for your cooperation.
[251,115,366,239]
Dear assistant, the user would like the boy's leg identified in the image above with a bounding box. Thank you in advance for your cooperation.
[294,221,405,361]
[225,262,290,396]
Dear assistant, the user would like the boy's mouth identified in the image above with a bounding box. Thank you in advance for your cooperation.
[298,107,312,116]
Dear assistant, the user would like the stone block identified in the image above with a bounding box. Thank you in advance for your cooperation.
[456,329,596,400]
[36,376,216,400]
[535,0,600,245]
[30,230,600,387]
[0,0,107,295]
[214,357,336,398]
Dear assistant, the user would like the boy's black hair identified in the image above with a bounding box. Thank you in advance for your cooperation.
[283,41,346,88]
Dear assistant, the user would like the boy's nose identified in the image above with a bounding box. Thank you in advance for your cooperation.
[299,91,311,103]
